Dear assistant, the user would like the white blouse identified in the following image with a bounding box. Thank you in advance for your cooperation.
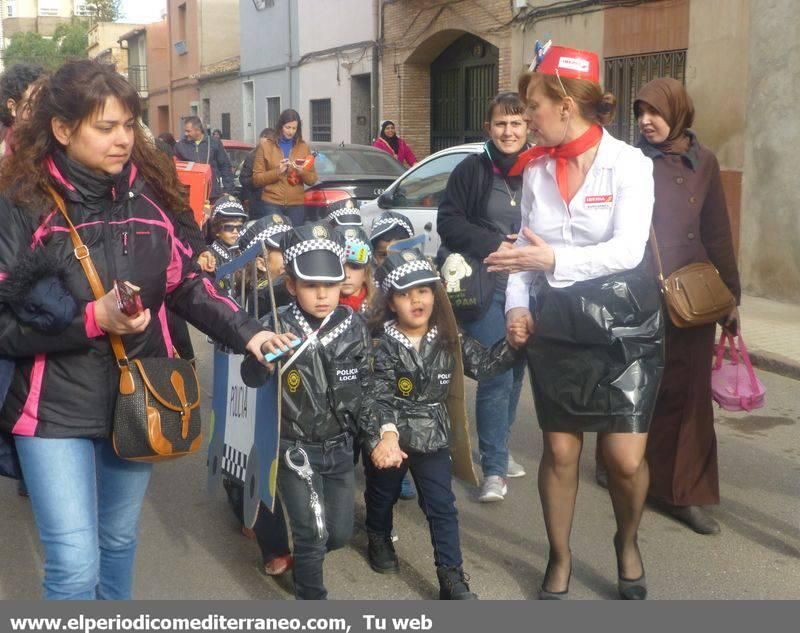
[505,129,654,313]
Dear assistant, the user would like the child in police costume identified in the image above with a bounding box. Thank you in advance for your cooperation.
[220,212,295,577]
[369,210,415,266]
[241,223,385,600]
[364,249,529,599]
[336,226,376,316]
[208,195,248,299]
[237,212,293,317]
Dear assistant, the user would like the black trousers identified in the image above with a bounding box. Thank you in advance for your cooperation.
[278,434,355,600]
[364,447,462,568]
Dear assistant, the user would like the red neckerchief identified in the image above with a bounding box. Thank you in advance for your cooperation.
[339,286,367,312]
[508,124,603,204]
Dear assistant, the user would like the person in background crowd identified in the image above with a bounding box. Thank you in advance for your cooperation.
[155,132,176,158]
[175,115,234,200]
[335,226,375,316]
[240,128,274,220]
[224,214,295,577]
[486,45,661,600]
[437,92,530,503]
[364,249,529,598]
[251,109,317,226]
[212,129,223,141]
[0,63,46,156]
[240,223,376,600]
[635,78,741,535]
[207,195,249,299]
[0,59,277,600]
[373,120,417,168]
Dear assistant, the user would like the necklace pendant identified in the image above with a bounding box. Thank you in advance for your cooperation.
[510,199,516,206]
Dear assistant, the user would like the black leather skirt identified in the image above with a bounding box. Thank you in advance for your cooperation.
[526,260,665,434]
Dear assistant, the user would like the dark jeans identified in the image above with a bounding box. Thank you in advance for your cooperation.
[262,203,307,226]
[462,288,526,477]
[278,434,355,600]
[223,479,290,564]
[364,447,462,568]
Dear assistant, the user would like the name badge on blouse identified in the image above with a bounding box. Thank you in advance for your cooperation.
[584,194,613,209]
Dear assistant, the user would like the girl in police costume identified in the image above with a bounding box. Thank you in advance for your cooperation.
[363,248,529,599]
[336,226,376,316]
[240,222,383,600]
[208,194,249,299]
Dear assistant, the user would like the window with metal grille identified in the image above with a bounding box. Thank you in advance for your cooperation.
[221,113,231,139]
[310,99,332,142]
[604,50,687,144]
[266,97,281,129]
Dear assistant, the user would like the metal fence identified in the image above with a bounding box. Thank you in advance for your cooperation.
[604,50,687,144]
[127,65,148,96]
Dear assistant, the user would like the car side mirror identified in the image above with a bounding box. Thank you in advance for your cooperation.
[377,190,394,209]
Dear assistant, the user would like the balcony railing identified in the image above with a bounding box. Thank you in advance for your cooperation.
[127,65,148,97]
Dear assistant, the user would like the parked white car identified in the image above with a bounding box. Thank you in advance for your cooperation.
[360,143,484,256]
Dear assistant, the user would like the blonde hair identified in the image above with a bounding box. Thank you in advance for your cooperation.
[519,71,617,126]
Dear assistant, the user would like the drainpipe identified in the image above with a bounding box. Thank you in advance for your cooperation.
[371,0,381,140]
[287,0,294,107]
[167,2,174,134]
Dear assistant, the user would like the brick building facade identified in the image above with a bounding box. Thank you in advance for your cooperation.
[380,0,515,158]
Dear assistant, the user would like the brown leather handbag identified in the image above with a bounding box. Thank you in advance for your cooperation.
[52,187,202,462]
[650,227,736,328]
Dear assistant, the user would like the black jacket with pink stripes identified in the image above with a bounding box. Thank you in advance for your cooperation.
[0,151,262,438]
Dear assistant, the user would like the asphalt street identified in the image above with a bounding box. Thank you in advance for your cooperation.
[1,332,798,600]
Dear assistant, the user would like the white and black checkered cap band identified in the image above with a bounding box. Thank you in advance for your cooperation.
[213,199,247,217]
[371,217,413,240]
[328,208,362,225]
[283,239,345,265]
[243,224,292,250]
[381,259,437,292]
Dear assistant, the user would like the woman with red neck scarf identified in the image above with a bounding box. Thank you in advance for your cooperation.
[635,78,740,536]
[485,44,661,600]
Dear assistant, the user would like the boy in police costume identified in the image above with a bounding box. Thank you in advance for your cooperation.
[241,223,389,600]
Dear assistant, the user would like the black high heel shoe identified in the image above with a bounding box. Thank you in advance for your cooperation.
[538,559,572,600]
[613,533,647,600]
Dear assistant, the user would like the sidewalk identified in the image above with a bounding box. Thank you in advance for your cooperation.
[737,294,800,379]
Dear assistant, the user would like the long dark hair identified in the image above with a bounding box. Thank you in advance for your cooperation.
[368,281,458,353]
[274,108,303,143]
[0,59,187,214]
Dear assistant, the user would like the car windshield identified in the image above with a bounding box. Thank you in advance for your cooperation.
[313,148,406,177]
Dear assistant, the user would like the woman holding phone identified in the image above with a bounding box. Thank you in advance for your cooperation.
[0,59,287,600]
[252,109,318,226]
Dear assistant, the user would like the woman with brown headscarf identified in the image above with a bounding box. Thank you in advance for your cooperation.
[635,78,741,535]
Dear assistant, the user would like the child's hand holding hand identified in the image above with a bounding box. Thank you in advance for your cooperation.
[371,433,408,469]
[506,316,533,349]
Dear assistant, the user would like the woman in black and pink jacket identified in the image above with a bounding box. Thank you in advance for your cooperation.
[0,60,276,600]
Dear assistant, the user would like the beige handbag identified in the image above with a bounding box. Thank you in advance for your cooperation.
[650,227,735,328]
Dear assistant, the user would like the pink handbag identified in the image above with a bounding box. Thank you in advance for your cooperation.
[711,331,766,412]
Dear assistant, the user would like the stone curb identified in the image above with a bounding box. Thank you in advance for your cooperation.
[747,349,800,381]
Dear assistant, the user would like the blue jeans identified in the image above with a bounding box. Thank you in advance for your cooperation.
[278,434,354,600]
[262,203,307,226]
[15,437,152,600]
[461,288,525,478]
[364,447,462,568]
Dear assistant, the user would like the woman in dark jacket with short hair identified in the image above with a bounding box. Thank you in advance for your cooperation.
[436,92,529,502]
[635,78,741,535]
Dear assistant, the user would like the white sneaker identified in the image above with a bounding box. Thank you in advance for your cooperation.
[506,453,526,478]
[478,475,507,502]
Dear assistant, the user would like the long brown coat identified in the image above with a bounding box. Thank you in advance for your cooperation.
[252,138,317,207]
[643,136,741,506]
